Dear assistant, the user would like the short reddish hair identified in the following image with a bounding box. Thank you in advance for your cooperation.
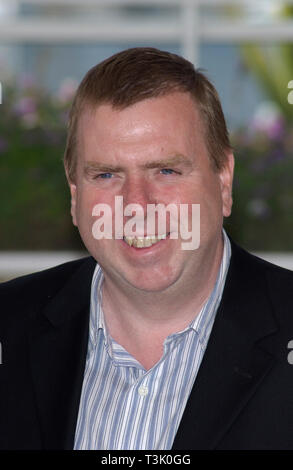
[64,47,232,182]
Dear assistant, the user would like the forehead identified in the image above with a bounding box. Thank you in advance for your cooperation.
[77,92,206,161]
[80,92,201,132]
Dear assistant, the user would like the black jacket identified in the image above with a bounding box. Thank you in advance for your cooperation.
[0,240,293,450]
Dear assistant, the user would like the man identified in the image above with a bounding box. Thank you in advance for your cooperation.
[0,47,293,450]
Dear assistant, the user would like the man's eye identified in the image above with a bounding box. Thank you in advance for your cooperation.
[96,173,113,179]
[160,168,177,175]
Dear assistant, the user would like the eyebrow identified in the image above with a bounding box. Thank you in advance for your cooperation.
[84,163,124,174]
[142,155,193,170]
[84,155,193,174]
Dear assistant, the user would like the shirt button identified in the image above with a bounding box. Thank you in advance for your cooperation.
[138,385,148,396]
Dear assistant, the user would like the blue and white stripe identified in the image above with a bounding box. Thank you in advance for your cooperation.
[74,230,231,450]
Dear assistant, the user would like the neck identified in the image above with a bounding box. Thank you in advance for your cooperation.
[101,235,224,359]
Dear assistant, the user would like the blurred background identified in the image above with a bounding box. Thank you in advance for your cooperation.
[0,0,293,280]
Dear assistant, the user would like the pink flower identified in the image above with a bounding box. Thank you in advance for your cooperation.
[18,74,36,90]
[57,78,78,104]
[13,96,37,116]
[250,101,285,141]
[21,112,39,128]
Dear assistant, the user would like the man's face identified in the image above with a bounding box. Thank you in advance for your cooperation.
[69,92,234,292]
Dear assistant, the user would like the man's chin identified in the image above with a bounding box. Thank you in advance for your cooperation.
[120,269,182,294]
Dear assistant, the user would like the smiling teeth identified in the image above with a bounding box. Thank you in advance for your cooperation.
[124,234,167,248]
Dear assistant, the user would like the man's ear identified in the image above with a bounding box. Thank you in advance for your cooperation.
[219,152,234,218]
[69,182,78,227]
[65,169,78,227]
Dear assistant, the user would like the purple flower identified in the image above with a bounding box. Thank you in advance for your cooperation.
[13,96,37,116]
[57,78,78,104]
[265,117,284,140]
[17,74,36,90]
[21,112,39,128]
[249,101,285,141]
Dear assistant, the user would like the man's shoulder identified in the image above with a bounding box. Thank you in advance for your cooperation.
[0,255,96,305]
[231,239,293,277]
[229,239,293,306]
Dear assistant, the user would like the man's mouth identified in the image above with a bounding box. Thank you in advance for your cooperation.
[123,233,170,248]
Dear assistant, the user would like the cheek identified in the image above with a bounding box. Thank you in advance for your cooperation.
[187,176,223,228]
[76,187,111,217]
[199,186,225,238]
[74,189,99,237]
[159,183,194,204]
[76,192,92,221]
[76,189,119,241]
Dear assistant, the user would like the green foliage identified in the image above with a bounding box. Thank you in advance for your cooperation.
[241,44,293,122]
[0,78,83,250]
[241,7,293,122]
[233,6,293,250]
[226,121,293,250]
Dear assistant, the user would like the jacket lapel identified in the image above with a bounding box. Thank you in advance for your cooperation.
[28,257,96,449]
[173,242,278,450]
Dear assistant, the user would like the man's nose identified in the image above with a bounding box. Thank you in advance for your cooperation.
[121,176,155,210]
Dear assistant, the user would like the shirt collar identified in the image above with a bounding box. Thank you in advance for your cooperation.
[189,229,231,349]
[88,266,105,354]
[89,229,231,354]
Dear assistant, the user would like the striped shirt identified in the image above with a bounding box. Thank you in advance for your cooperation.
[74,231,231,450]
